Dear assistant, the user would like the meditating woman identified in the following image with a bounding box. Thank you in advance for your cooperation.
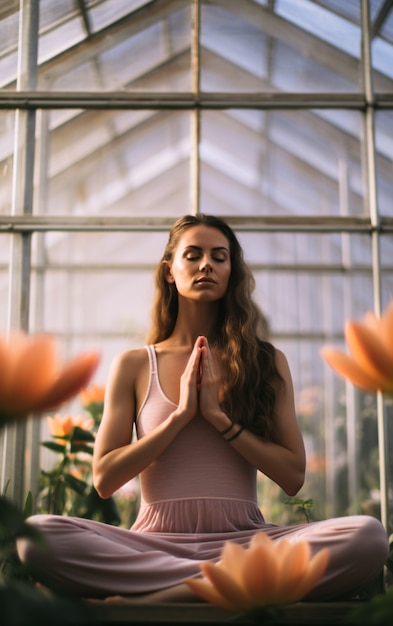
[18,213,388,602]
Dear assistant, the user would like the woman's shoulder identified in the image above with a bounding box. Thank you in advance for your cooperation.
[110,346,149,373]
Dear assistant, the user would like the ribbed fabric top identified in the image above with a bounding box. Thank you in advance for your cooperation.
[132,345,264,533]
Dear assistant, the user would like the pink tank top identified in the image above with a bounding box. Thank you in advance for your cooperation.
[135,345,258,507]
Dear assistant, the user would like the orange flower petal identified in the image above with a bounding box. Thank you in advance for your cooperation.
[380,302,393,360]
[10,334,57,402]
[200,561,250,610]
[274,541,310,601]
[320,346,386,393]
[242,543,279,604]
[80,384,105,406]
[345,321,393,384]
[63,415,76,436]
[220,541,247,586]
[183,577,237,611]
[0,332,101,423]
[0,336,12,396]
[47,414,63,437]
[283,548,330,604]
[0,333,58,415]
[249,530,275,551]
[34,351,100,413]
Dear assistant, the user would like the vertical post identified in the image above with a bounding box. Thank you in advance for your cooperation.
[190,0,201,215]
[1,0,39,505]
[361,0,388,530]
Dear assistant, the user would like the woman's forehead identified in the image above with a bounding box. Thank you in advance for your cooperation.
[177,224,230,248]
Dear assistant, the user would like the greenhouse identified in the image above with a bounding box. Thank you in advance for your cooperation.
[1,0,393,622]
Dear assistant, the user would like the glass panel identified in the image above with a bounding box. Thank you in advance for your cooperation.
[37,109,191,217]
[201,0,362,93]
[0,5,18,89]
[0,234,10,330]
[381,234,393,310]
[0,111,14,215]
[372,0,393,92]
[200,109,364,216]
[38,3,192,92]
[375,111,393,217]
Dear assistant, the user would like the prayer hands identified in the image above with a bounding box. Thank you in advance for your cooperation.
[197,336,222,421]
[178,336,221,424]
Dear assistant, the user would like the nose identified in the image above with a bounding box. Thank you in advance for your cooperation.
[200,257,213,273]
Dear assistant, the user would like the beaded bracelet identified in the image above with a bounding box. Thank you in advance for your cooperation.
[220,421,234,436]
[225,425,244,442]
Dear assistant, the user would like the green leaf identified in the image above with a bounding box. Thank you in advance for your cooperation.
[70,427,95,443]
[41,441,67,454]
[70,442,93,455]
[22,492,34,519]
[285,497,314,509]
[0,496,42,544]
[63,474,89,495]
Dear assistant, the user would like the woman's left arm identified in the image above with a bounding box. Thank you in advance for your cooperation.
[227,349,306,495]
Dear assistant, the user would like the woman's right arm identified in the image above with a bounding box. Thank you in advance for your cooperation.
[93,344,201,499]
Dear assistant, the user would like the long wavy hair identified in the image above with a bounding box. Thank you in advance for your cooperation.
[146,214,284,439]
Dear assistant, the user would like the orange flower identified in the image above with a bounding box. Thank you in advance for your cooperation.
[0,330,100,423]
[80,384,105,407]
[184,532,329,612]
[320,302,393,394]
[47,413,94,441]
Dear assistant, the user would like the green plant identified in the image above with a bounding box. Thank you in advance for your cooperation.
[284,497,315,523]
[38,407,120,525]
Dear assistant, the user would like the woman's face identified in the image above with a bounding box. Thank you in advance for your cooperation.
[166,224,231,302]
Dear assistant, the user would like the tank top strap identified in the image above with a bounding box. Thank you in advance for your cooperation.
[145,344,157,375]
[136,345,159,422]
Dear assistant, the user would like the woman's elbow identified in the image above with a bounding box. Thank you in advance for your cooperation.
[284,476,305,497]
[93,464,112,500]
[284,464,306,496]
[94,478,109,500]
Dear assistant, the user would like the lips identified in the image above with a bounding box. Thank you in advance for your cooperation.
[195,277,216,284]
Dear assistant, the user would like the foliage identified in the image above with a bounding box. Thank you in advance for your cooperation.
[37,394,121,526]
[347,586,393,624]
[0,493,96,625]
[0,492,39,581]
[284,497,315,523]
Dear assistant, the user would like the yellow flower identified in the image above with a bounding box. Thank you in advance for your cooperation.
[0,330,100,423]
[184,532,329,612]
[320,302,393,394]
[80,384,105,407]
[47,413,95,443]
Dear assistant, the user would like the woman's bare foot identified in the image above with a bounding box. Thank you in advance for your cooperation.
[86,584,205,604]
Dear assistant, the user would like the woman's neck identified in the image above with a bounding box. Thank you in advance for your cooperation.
[168,301,219,346]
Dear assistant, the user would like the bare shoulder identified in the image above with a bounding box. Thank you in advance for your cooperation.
[274,348,289,369]
[113,346,148,367]
[108,347,149,385]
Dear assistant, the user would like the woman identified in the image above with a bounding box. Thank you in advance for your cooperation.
[18,213,388,602]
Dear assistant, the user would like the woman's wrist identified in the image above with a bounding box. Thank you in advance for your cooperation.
[224,425,244,442]
[219,420,234,435]
[216,416,245,442]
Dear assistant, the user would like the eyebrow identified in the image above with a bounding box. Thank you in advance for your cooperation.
[185,245,230,253]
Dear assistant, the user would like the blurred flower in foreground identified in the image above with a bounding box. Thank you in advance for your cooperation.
[320,302,393,394]
[184,532,329,613]
[0,330,100,424]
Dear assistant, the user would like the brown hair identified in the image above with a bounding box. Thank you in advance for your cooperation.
[147,214,283,439]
